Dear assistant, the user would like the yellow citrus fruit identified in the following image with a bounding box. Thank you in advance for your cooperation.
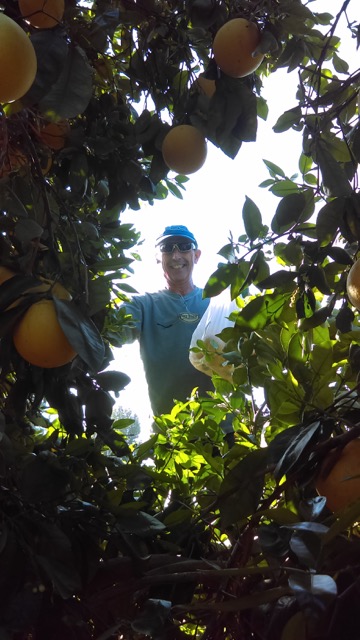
[194,75,216,98]
[316,438,360,512]
[39,120,69,150]
[19,0,65,29]
[213,18,264,78]
[0,13,37,103]
[161,124,207,175]
[13,295,77,368]
[13,298,77,368]
[346,258,360,310]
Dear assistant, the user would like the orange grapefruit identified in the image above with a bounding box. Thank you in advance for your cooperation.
[19,0,65,29]
[13,293,77,368]
[213,18,264,78]
[161,124,207,175]
[316,438,360,512]
[39,120,70,150]
[346,258,360,310]
[0,13,37,103]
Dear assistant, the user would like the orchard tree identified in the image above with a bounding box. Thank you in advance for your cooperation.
[0,0,359,639]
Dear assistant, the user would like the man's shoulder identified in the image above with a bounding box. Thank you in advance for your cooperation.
[127,289,168,306]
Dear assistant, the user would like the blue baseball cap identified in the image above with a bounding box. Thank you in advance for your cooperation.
[155,225,198,248]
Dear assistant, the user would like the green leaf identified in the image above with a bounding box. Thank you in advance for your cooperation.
[219,448,268,526]
[54,298,105,372]
[132,599,172,636]
[270,179,301,196]
[235,291,294,331]
[271,192,308,233]
[242,196,263,241]
[257,270,297,291]
[115,509,166,536]
[316,198,345,246]
[273,420,322,479]
[274,240,303,267]
[314,140,352,197]
[204,263,241,297]
[307,265,332,295]
[332,52,349,74]
[39,45,93,119]
[166,181,184,198]
[24,31,69,105]
[203,77,258,158]
[273,106,302,133]
[257,95,269,120]
[299,306,332,330]
[94,370,131,392]
[263,159,286,178]
[289,573,337,604]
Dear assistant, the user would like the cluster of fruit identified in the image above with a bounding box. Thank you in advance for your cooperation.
[161,17,264,176]
[0,0,64,105]
[0,0,68,177]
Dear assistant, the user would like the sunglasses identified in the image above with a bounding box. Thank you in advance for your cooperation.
[159,241,196,253]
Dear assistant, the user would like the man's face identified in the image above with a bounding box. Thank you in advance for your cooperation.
[159,236,201,287]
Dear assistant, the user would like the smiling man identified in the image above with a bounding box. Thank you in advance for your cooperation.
[119,225,211,417]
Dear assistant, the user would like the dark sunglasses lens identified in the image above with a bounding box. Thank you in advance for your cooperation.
[160,242,195,253]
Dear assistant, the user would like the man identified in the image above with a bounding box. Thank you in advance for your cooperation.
[120,224,234,442]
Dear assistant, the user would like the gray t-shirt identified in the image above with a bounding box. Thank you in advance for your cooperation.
[122,287,211,415]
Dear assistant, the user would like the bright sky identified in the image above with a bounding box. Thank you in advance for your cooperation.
[112,1,358,435]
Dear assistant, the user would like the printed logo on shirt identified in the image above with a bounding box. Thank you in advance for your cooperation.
[178,312,199,323]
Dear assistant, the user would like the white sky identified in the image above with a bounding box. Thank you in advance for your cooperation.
[111,1,359,436]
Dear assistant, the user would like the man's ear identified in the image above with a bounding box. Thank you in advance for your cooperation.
[194,249,201,263]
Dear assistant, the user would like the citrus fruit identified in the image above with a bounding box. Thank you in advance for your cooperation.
[316,438,360,512]
[13,295,77,368]
[161,124,207,175]
[213,17,264,78]
[39,120,70,150]
[19,0,65,29]
[0,13,37,103]
[346,258,360,310]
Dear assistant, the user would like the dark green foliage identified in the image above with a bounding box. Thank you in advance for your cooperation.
[0,0,359,638]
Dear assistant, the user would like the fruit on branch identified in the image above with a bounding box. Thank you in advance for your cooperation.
[316,438,360,512]
[346,258,360,310]
[213,17,264,78]
[161,124,207,175]
[0,12,37,103]
[39,120,70,150]
[18,0,65,29]
[13,283,77,368]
